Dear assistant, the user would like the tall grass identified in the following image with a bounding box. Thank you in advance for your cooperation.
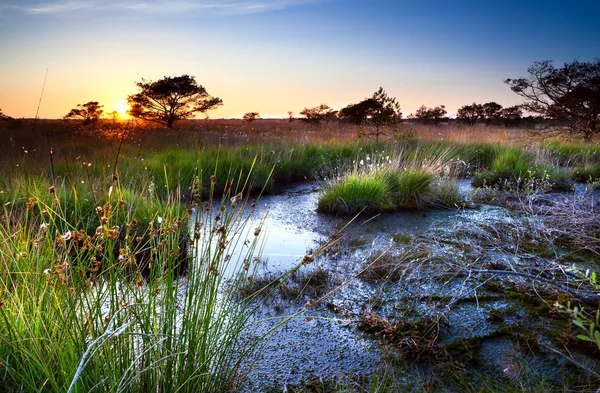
[317,147,464,214]
[0,151,303,392]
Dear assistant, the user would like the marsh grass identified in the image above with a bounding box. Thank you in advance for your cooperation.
[2,120,600,391]
[317,147,465,214]
[0,136,333,392]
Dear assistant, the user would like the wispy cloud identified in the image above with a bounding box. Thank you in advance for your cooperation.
[2,0,322,16]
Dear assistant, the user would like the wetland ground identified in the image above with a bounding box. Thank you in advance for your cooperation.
[1,119,599,392]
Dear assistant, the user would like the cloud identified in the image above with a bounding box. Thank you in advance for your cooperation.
[2,0,322,16]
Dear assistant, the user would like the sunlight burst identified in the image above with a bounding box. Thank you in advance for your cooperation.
[114,100,130,118]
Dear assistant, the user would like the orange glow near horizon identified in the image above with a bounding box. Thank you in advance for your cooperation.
[114,100,130,119]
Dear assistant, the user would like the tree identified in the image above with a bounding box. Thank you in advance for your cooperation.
[498,105,523,127]
[299,104,336,124]
[0,108,12,121]
[287,111,294,122]
[456,103,484,126]
[505,59,600,137]
[127,75,222,128]
[338,98,380,125]
[243,112,260,122]
[63,101,104,125]
[481,102,503,124]
[411,105,447,125]
[336,87,402,141]
[370,87,402,141]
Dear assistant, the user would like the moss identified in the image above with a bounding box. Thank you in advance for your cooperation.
[391,232,412,244]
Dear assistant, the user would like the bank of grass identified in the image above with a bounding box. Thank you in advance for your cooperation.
[471,147,575,191]
[0,156,321,392]
[317,167,462,214]
[3,122,600,206]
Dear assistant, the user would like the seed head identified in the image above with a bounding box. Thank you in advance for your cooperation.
[230,192,243,208]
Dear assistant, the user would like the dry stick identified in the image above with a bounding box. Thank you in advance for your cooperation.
[32,68,55,185]
[67,304,152,393]
[34,68,48,124]
[82,159,97,207]
[45,132,56,186]
[112,127,131,184]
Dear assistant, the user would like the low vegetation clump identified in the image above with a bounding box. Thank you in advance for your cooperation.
[471,147,574,191]
[318,167,462,214]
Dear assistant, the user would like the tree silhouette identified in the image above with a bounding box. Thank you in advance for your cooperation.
[505,59,600,137]
[456,103,484,126]
[411,105,447,125]
[499,105,523,127]
[299,104,336,124]
[0,108,12,121]
[63,101,104,125]
[338,98,380,125]
[243,112,260,122]
[481,102,503,124]
[338,88,401,142]
[370,87,402,141]
[127,75,222,128]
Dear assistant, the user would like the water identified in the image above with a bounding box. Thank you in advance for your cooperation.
[190,181,600,390]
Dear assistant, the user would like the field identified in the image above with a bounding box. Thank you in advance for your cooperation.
[1,118,600,392]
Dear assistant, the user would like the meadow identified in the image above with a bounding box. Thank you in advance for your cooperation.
[1,118,600,392]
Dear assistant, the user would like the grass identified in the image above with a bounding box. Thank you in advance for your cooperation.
[2,120,600,391]
[0,165,283,392]
[317,165,462,214]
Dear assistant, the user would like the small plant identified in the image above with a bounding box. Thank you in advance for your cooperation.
[557,268,600,350]
[391,232,411,244]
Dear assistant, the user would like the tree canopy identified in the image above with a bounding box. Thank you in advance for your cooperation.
[338,98,380,125]
[63,101,104,125]
[505,59,600,137]
[456,103,483,126]
[127,75,222,128]
[0,108,12,121]
[243,112,260,122]
[410,105,447,125]
[299,104,337,124]
[338,87,402,141]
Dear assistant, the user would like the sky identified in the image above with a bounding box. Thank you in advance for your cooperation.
[1,0,599,119]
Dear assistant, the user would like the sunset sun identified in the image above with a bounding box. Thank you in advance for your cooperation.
[114,100,130,118]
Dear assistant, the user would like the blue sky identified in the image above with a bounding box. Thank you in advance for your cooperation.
[1,0,598,119]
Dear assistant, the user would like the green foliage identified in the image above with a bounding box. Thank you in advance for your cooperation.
[558,268,600,350]
[318,165,461,214]
[318,173,389,214]
[571,164,600,183]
